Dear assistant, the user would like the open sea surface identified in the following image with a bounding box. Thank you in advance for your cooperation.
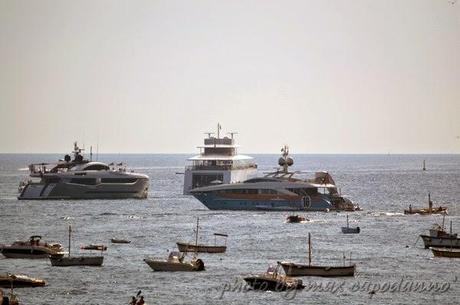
[0,154,459,305]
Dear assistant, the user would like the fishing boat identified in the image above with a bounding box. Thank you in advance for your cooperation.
[280,233,355,277]
[191,146,359,212]
[431,247,460,258]
[286,215,307,223]
[404,193,447,215]
[420,219,460,249]
[176,219,227,253]
[49,226,104,267]
[0,236,64,259]
[341,215,360,234]
[144,218,205,272]
[244,262,304,291]
[0,274,46,288]
[110,238,131,244]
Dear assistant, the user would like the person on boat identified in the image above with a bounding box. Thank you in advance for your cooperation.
[136,296,145,305]
[130,296,137,305]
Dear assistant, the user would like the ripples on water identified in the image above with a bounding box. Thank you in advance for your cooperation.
[0,154,459,305]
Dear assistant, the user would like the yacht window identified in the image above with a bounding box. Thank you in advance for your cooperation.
[101,178,138,183]
[84,164,110,171]
[70,178,97,185]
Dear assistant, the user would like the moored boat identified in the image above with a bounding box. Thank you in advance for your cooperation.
[111,238,131,244]
[404,193,447,215]
[286,215,307,223]
[280,233,355,277]
[0,274,46,288]
[176,219,227,253]
[80,244,107,251]
[341,215,360,234]
[144,252,204,272]
[420,219,459,249]
[49,226,104,267]
[0,236,64,259]
[191,146,359,212]
[244,263,304,291]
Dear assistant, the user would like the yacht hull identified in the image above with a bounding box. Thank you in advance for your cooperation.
[18,178,149,200]
[281,263,356,277]
[49,256,103,266]
[192,193,334,211]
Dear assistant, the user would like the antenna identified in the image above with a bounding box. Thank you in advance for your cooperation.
[204,132,214,138]
[90,146,93,161]
[217,123,222,139]
[227,132,238,139]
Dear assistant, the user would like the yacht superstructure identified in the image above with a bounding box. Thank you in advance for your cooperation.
[183,124,257,195]
[18,142,149,200]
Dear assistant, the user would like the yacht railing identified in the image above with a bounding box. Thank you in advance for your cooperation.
[185,164,257,171]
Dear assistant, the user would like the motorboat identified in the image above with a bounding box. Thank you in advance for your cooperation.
[191,146,359,211]
[176,218,227,253]
[49,226,104,267]
[280,233,355,277]
[111,238,131,244]
[80,244,107,251]
[144,252,204,272]
[404,193,447,215]
[144,218,205,271]
[341,215,360,234]
[244,263,304,291]
[0,236,64,259]
[0,274,46,288]
[286,215,307,223]
[183,124,257,195]
[18,142,149,200]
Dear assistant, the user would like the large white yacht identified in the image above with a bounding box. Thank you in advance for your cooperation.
[183,124,257,195]
[18,142,149,200]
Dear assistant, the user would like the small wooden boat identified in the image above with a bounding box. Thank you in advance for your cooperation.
[286,215,307,223]
[0,274,46,288]
[49,225,104,267]
[404,193,447,215]
[80,244,107,251]
[244,263,304,291]
[280,233,355,277]
[144,251,204,272]
[110,238,131,244]
[176,218,227,253]
[431,247,460,258]
[341,215,360,234]
[0,235,64,259]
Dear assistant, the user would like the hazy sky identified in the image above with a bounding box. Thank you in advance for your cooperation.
[0,0,459,153]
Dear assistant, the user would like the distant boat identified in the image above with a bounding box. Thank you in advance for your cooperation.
[0,274,46,288]
[49,225,103,267]
[431,247,460,258]
[244,262,305,291]
[144,218,205,272]
[111,238,131,244]
[404,193,447,215]
[176,219,227,253]
[421,219,460,249]
[0,235,64,259]
[341,215,360,234]
[286,215,307,223]
[280,233,355,277]
[80,244,107,251]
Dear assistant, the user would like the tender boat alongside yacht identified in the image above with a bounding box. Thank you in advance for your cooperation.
[191,146,359,211]
[183,124,257,195]
[18,142,149,200]
[0,236,64,259]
